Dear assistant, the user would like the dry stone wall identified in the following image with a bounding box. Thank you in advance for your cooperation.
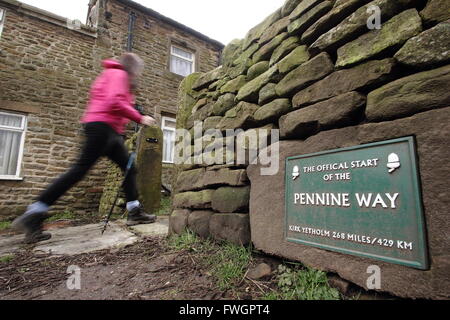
[172,0,450,299]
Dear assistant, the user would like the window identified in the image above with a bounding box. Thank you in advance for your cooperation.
[170,46,195,77]
[0,8,5,38]
[161,116,176,163]
[0,112,27,180]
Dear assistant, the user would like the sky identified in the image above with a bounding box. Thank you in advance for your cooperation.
[19,0,286,45]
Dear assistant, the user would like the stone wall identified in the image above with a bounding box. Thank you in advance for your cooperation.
[171,0,450,299]
[0,0,222,220]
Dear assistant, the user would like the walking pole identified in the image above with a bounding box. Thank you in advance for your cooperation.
[101,106,143,235]
[101,151,137,235]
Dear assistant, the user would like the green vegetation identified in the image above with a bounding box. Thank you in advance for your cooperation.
[168,229,202,250]
[168,231,340,299]
[154,196,172,216]
[47,211,77,222]
[204,242,252,291]
[262,264,340,300]
[0,221,11,231]
[0,254,14,263]
[168,230,252,291]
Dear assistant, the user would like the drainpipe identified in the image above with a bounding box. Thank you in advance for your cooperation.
[127,11,136,52]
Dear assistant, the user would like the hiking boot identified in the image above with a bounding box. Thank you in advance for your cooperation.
[12,212,52,244]
[126,205,157,226]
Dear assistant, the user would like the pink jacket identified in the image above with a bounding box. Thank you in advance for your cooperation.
[81,59,143,134]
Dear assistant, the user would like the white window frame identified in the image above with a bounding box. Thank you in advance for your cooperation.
[170,45,195,77]
[0,111,27,181]
[0,8,6,39]
[161,116,176,164]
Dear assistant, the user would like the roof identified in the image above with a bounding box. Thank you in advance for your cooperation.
[116,0,225,49]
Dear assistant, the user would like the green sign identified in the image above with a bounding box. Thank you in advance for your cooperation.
[285,137,428,270]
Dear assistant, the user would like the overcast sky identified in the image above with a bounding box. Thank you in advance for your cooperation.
[19,0,285,45]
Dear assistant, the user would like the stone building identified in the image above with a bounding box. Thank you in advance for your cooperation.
[172,0,450,299]
[0,0,223,220]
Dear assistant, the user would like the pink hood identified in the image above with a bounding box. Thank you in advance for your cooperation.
[81,59,143,134]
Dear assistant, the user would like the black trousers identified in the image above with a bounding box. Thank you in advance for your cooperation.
[39,122,138,206]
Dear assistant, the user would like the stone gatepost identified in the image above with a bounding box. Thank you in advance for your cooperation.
[136,126,163,214]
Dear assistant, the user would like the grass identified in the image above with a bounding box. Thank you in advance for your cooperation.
[0,254,14,264]
[0,221,11,231]
[168,230,252,291]
[204,242,252,291]
[168,230,342,300]
[46,211,77,222]
[154,196,172,216]
[168,229,203,251]
[261,264,340,300]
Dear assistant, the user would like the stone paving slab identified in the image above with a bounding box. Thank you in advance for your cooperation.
[0,217,169,257]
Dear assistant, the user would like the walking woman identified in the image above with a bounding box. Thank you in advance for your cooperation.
[13,53,157,244]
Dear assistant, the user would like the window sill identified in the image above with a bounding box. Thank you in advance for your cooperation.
[165,70,186,80]
[0,176,24,181]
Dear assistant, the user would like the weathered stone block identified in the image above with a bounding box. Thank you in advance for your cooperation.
[287,1,333,35]
[254,98,292,125]
[173,189,214,209]
[247,61,270,81]
[247,107,450,299]
[203,168,248,188]
[212,186,251,213]
[242,9,283,50]
[222,39,244,68]
[366,64,450,121]
[259,17,290,45]
[220,75,247,94]
[191,98,209,114]
[293,58,395,107]
[227,61,251,80]
[233,43,259,68]
[258,83,278,105]
[282,0,302,17]
[336,9,422,67]
[302,0,373,44]
[252,32,289,64]
[212,93,237,116]
[188,210,213,238]
[420,0,450,25]
[175,168,206,192]
[203,116,222,131]
[275,52,334,97]
[269,36,300,66]
[209,213,251,245]
[193,67,224,91]
[277,45,310,74]
[186,102,215,129]
[236,65,279,102]
[394,20,450,68]
[217,101,259,130]
[311,0,419,52]
[176,73,202,130]
[280,92,366,139]
[289,0,324,21]
[169,209,190,235]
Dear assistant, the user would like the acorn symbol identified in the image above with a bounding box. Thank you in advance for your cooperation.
[292,166,300,180]
[387,153,401,173]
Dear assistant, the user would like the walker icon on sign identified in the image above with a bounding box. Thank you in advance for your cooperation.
[292,166,300,180]
[387,153,401,173]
